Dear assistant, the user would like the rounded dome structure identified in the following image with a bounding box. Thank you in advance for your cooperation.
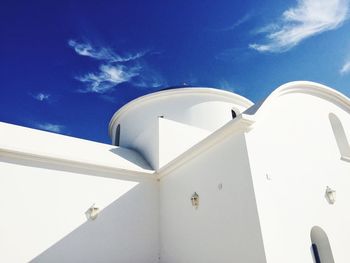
[109,87,253,169]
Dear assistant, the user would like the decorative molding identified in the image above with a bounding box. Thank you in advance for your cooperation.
[341,156,350,162]
[247,81,350,119]
[0,145,155,179]
[108,87,253,138]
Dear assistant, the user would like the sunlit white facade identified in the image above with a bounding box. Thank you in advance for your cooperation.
[1,81,349,262]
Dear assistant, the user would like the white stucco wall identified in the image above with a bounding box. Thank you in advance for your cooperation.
[0,156,159,263]
[4,82,350,263]
[159,132,266,263]
[0,123,159,263]
[246,92,350,262]
[158,118,210,169]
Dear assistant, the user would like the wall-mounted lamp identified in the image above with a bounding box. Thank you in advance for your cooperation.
[325,186,336,205]
[191,192,199,209]
[85,204,100,220]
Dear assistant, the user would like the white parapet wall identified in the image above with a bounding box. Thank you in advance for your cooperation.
[0,122,159,263]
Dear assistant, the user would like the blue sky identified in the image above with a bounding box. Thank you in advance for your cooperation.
[1,0,350,144]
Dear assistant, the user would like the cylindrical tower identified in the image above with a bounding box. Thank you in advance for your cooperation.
[109,87,253,169]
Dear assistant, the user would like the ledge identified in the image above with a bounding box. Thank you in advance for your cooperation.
[157,113,255,179]
[341,156,350,162]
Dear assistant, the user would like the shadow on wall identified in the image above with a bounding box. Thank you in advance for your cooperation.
[30,183,159,263]
[329,113,350,161]
[109,147,152,170]
[0,147,158,262]
[310,226,335,263]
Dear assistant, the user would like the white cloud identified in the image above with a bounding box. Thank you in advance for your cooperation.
[250,0,349,52]
[131,67,167,88]
[32,92,50,101]
[340,61,350,74]
[69,39,165,92]
[132,79,164,88]
[68,40,145,62]
[220,13,253,31]
[76,64,140,93]
[36,123,65,133]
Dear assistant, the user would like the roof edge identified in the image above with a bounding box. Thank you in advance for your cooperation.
[0,144,155,178]
[244,81,350,117]
[157,113,255,178]
[108,87,253,138]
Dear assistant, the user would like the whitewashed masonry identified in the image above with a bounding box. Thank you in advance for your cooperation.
[1,81,349,262]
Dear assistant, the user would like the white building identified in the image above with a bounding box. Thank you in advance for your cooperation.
[1,81,349,262]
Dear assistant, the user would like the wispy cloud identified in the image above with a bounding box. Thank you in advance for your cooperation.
[340,61,350,75]
[36,123,65,133]
[250,0,349,53]
[131,78,165,89]
[32,92,50,102]
[69,39,165,93]
[130,67,167,88]
[76,64,140,93]
[68,40,146,62]
[220,13,253,31]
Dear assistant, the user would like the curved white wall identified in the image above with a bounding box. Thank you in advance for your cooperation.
[246,91,350,262]
[109,88,253,169]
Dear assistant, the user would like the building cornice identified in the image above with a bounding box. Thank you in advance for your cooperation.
[0,113,255,181]
[157,113,255,179]
[108,87,253,138]
[0,145,156,179]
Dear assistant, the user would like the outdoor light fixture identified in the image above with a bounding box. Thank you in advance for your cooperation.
[191,192,199,209]
[85,204,100,220]
[325,186,336,205]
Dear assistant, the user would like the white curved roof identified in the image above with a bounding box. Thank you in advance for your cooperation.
[109,87,253,136]
[158,81,350,176]
[109,87,253,142]
[2,81,348,178]
[108,87,253,169]
[244,81,350,117]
